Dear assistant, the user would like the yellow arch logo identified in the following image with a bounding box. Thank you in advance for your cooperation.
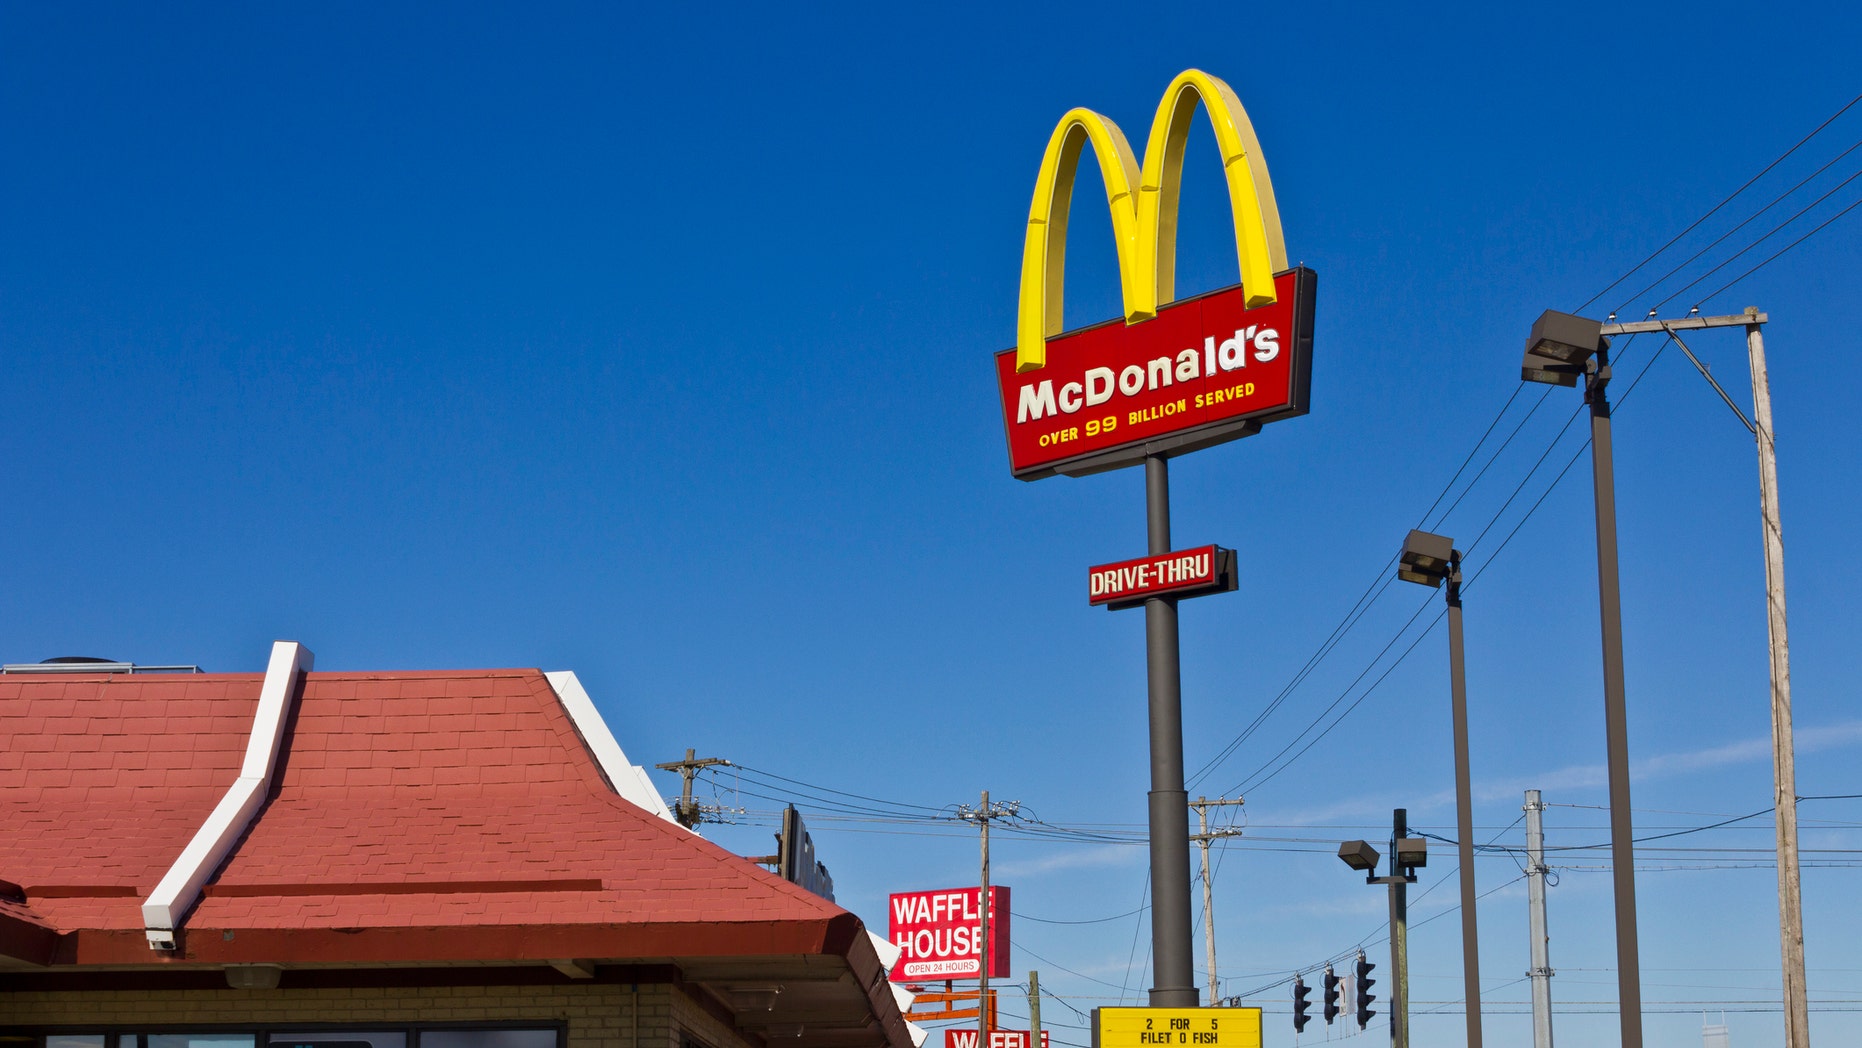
[1017,70,1287,374]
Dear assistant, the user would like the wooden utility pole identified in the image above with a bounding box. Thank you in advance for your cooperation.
[1188,796,1244,1003]
[654,749,729,828]
[1028,971,1042,1048]
[960,792,1019,1047]
[1524,791,1555,1048]
[979,789,992,1048]
[1746,308,1809,1048]
[1603,308,1807,1047]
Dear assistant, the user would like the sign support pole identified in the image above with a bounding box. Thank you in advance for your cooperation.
[1143,453,1198,1007]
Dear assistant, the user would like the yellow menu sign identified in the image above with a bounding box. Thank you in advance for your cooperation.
[1093,1008,1261,1048]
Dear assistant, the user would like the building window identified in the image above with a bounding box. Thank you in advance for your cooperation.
[269,1035,406,1048]
[419,1032,556,1048]
[149,1037,255,1048]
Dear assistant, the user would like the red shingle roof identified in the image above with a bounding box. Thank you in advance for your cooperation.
[0,667,852,967]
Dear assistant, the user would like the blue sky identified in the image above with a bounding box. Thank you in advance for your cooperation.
[4,4,1861,1047]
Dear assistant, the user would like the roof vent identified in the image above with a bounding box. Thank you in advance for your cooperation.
[0,657,202,674]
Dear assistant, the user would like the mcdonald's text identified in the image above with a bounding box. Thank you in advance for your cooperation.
[997,269,1313,480]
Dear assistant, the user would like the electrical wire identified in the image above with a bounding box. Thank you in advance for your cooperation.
[1651,166,1862,312]
[1581,91,1862,314]
[1021,906,1148,926]
[1191,93,1862,809]
[1690,193,1862,309]
[1415,385,1527,530]
[1615,137,1862,309]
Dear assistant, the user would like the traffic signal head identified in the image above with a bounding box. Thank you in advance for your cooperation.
[1292,977,1312,1033]
[1354,955,1378,1030]
[1322,966,1340,1024]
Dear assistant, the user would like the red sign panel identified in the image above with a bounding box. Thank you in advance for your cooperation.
[946,1033,1050,1048]
[1089,545,1235,609]
[888,886,1010,981]
[996,268,1315,480]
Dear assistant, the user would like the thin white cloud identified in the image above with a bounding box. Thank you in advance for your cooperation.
[997,844,1138,878]
[1254,720,1862,826]
[1477,718,1862,803]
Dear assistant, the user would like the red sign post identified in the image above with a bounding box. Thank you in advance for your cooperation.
[888,886,1011,981]
[996,270,1314,481]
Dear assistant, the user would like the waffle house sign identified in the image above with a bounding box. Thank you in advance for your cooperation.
[995,70,1314,480]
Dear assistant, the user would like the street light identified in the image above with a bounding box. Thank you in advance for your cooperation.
[1394,528,1482,1048]
[1337,839,1380,872]
[1338,809,1425,1048]
[1519,308,1644,1048]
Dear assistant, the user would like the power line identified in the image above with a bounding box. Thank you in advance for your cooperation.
[1417,385,1527,530]
[1692,193,1862,309]
[1580,90,1862,314]
[1219,332,1678,793]
[1651,166,1862,312]
[1615,136,1862,309]
[1198,98,1862,799]
[1021,906,1148,926]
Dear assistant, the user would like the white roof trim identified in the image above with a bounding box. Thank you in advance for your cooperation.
[869,929,902,971]
[544,670,679,825]
[141,641,312,948]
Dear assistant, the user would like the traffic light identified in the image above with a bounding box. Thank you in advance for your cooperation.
[1354,953,1377,1030]
[1292,976,1312,1033]
[1322,965,1340,1024]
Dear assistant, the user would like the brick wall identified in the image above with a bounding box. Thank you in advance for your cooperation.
[0,982,754,1048]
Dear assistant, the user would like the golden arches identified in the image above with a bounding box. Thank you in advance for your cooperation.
[1016,70,1287,374]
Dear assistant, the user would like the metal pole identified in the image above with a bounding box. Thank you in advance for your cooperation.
[1445,560,1483,1048]
[1586,350,1644,1048]
[979,789,992,1047]
[1144,453,1197,1006]
[1389,809,1409,1048]
[1029,971,1042,1048]
[1746,310,1810,1048]
[1524,790,1555,1048]
[1195,798,1217,1004]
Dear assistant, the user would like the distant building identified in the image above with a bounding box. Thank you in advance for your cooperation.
[0,643,917,1048]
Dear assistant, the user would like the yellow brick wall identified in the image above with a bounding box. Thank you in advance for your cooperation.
[0,982,753,1048]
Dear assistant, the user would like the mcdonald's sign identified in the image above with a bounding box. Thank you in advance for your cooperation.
[995,70,1314,480]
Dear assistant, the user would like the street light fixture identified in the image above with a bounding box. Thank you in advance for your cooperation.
[1525,309,1607,364]
[1394,527,1481,1048]
[1396,529,1454,586]
[1337,840,1380,873]
[1338,810,1425,1048]
[1518,307,1644,1048]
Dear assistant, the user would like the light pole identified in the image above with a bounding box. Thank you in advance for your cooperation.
[1338,809,1427,1048]
[1396,530,1482,1048]
[1520,309,1643,1048]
